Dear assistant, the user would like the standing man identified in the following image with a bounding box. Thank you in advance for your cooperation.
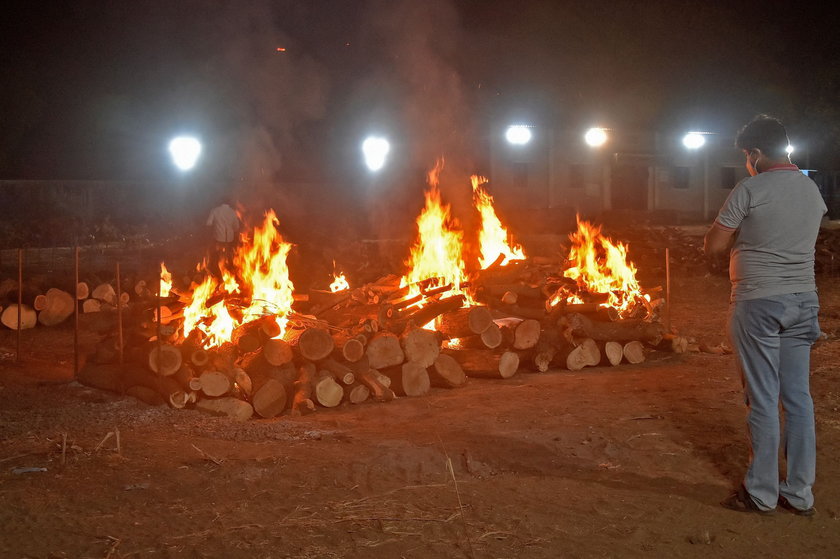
[206,196,240,275]
[705,114,826,516]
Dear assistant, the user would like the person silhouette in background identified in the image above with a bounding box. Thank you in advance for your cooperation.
[206,196,240,276]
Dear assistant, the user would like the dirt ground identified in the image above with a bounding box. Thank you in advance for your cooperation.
[1,268,840,558]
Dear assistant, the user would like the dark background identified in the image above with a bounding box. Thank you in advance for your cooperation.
[2,0,838,185]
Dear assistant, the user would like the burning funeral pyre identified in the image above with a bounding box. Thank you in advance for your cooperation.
[75,165,682,421]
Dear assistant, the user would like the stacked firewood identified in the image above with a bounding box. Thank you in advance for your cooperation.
[74,254,686,421]
[0,276,132,331]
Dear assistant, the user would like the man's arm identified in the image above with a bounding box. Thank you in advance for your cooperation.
[704,222,736,257]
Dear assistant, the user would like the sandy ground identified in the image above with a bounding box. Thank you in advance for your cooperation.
[1,271,839,559]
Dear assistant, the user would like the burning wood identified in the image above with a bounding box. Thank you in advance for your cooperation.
[65,166,689,420]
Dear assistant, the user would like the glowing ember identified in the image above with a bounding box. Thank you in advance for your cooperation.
[401,160,470,301]
[471,175,525,268]
[182,210,295,348]
[330,271,350,292]
[550,216,647,316]
[159,262,172,297]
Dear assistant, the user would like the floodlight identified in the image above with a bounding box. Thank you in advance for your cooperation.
[505,125,533,146]
[362,136,390,172]
[168,136,202,171]
[682,132,706,149]
[584,127,608,147]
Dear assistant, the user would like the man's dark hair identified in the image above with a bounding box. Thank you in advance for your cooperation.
[735,114,790,158]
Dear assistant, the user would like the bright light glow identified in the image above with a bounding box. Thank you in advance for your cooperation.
[168,136,202,171]
[786,144,795,154]
[584,127,608,147]
[682,132,706,149]
[362,136,390,172]
[505,125,533,145]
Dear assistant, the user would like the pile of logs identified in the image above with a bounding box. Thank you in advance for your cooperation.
[0,276,131,331]
[74,254,686,421]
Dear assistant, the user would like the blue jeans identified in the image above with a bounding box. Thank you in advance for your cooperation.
[728,292,821,511]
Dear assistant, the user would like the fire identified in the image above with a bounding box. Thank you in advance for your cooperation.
[330,271,349,292]
[182,210,295,348]
[551,216,647,316]
[401,160,470,302]
[471,175,525,268]
[159,262,172,297]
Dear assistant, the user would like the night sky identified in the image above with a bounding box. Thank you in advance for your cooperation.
[1,0,838,183]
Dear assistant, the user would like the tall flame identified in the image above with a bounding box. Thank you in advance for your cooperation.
[401,160,469,301]
[159,262,172,297]
[233,210,295,332]
[551,216,646,316]
[471,175,525,268]
[182,210,295,348]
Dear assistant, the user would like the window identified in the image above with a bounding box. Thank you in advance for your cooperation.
[720,167,737,189]
[673,167,691,189]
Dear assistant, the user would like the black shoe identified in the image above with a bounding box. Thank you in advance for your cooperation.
[721,485,775,515]
[778,496,816,517]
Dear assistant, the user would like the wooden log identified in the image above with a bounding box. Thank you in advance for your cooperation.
[339,336,365,362]
[400,326,441,368]
[82,299,102,313]
[512,319,541,350]
[318,357,356,385]
[36,288,75,326]
[147,343,183,377]
[553,344,590,371]
[623,340,646,364]
[381,362,430,397]
[1,304,37,330]
[312,370,344,408]
[91,283,117,305]
[428,353,467,388]
[231,315,282,354]
[292,362,317,415]
[436,306,495,339]
[262,338,294,366]
[332,330,365,363]
[76,281,90,300]
[293,327,335,361]
[564,313,665,345]
[598,341,624,366]
[233,367,253,398]
[576,338,601,367]
[33,294,47,311]
[343,382,370,404]
[443,349,519,379]
[251,378,288,419]
[197,370,232,397]
[387,294,466,333]
[447,322,503,350]
[357,368,396,402]
[365,331,405,369]
[195,397,254,421]
[657,333,689,354]
[493,303,546,320]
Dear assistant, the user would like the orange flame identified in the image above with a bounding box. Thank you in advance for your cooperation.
[330,271,349,292]
[550,216,646,316]
[182,210,295,348]
[159,262,172,297]
[471,175,525,268]
[401,160,470,303]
